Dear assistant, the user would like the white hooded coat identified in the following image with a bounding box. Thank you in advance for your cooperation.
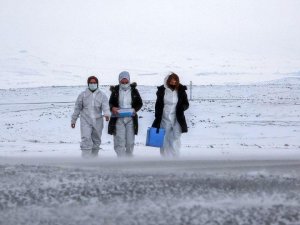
[71,88,110,154]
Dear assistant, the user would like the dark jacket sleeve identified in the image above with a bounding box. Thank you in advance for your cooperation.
[109,87,119,111]
[132,89,143,112]
[180,90,189,111]
[151,88,164,128]
[108,86,119,135]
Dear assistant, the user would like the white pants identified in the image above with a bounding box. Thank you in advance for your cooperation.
[160,119,182,157]
[80,117,103,157]
[114,117,135,157]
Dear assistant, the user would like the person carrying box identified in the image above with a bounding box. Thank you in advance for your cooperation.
[108,71,143,157]
[151,73,189,157]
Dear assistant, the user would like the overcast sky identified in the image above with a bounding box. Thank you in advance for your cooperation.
[0,0,300,86]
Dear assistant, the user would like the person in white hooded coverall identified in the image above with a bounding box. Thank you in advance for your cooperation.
[71,76,110,157]
[152,73,189,157]
[108,71,143,157]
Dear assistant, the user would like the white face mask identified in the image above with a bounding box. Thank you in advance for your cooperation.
[120,83,130,90]
[88,83,98,91]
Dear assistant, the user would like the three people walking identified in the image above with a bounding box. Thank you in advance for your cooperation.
[71,72,189,158]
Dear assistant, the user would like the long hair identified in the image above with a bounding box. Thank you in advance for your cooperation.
[166,72,180,90]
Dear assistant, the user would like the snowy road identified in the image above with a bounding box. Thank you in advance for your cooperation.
[0,158,300,225]
[0,79,300,224]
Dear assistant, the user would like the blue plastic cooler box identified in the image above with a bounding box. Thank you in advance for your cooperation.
[113,108,134,118]
[146,127,165,147]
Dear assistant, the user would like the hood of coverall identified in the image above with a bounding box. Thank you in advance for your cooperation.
[119,71,131,91]
[164,75,170,89]
[119,71,130,83]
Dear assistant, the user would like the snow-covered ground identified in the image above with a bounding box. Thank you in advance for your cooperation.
[0,77,299,159]
[0,77,300,224]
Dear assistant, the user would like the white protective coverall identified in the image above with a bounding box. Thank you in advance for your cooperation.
[160,75,182,157]
[71,88,110,157]
[114,72,135,157]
